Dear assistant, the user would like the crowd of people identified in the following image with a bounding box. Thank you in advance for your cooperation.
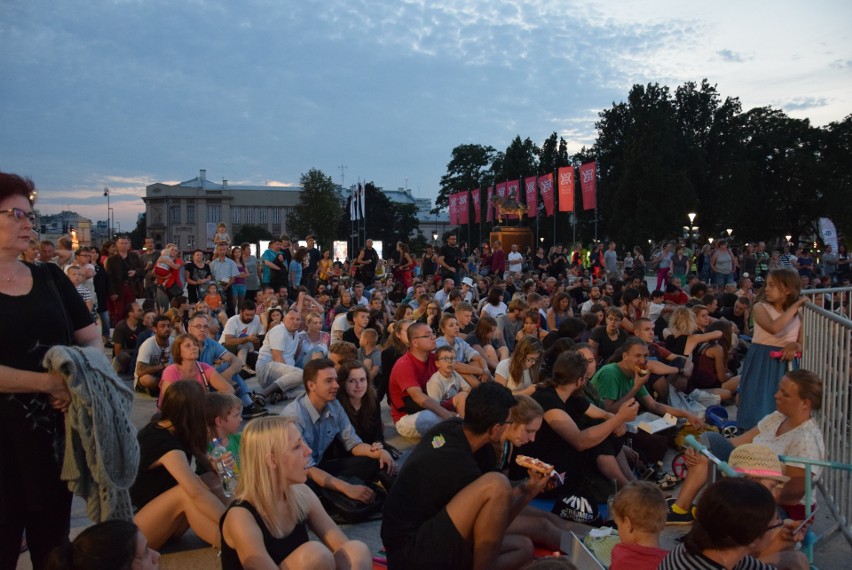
[1,168,842,570]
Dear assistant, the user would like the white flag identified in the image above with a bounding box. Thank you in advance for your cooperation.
[359,183,366,219]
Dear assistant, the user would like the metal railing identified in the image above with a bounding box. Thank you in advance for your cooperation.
[800,289,852,558]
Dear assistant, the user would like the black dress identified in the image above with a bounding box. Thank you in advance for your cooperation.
[0,262,93,567]
[220,500,309,569]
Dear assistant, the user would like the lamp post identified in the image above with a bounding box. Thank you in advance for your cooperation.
[103,187,111,240]
[432,231,438,244]
[688,212,696,226]
[785,234,792,246]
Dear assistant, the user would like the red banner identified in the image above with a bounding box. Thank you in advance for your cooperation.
[524,176,537,218]
[579,161,597,210]
[539,173,554,217]
[486,186,494,222]
[558,166,575,212]
[449,193,458,225]
[457,190,469,225]
[472,188,481,223]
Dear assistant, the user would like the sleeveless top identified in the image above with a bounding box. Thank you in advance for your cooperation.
[714,250,733,274]
[220,499,309,569]
[752,303,800,346]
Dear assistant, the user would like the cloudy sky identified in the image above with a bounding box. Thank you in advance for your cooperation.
[2,0,850,230]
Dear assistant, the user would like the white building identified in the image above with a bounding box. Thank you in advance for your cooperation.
[143,169,452,250]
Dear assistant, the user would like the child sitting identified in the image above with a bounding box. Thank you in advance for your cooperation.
[425,345,470,416]
[213,222,231,247]
[358,328,382,383]
[204,393,244,477]
[203,283,228,328]
[610,481,668,570]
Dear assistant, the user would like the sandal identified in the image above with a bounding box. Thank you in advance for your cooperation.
[269,391,283,405]
[251,392,266,408]
[656,472,680,490]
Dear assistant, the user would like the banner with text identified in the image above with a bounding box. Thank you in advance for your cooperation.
[558,166,575,212]
[539,173,554,217]
[472,188,481,223]
[449,193,458,225]
[458,190,469,225]
[579,161,597,211]
[486,186,494,222]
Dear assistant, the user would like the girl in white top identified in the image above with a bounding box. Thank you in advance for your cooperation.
[737,269,804,430]
[494,335,543,396]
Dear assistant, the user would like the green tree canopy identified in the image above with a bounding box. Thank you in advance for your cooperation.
[233,224,274,245]
[436,144,496,213]
[287,168,342,250]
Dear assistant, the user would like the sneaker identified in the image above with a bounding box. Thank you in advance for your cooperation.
[666,501,695,525]
[241,404,269,419]
[241,365,256,377]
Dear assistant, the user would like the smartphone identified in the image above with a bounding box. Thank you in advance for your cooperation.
[791,507,817,535]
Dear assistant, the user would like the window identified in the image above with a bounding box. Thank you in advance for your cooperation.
[170,205,181,224]
[232,207,241,224]
[272,208,281,224]
[186,204,195,224]
[207,205,221,223]
[258,208,268,224]
[245,207,255,224]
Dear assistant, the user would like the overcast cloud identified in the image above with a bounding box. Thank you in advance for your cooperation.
[1,0,849,228]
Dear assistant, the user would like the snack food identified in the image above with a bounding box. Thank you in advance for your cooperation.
[515,454,554,475]
[634,365,650,376]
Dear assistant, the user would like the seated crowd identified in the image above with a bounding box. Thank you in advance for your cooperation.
[24,225,838,570]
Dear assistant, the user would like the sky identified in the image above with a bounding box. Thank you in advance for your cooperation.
[2,0,850,231]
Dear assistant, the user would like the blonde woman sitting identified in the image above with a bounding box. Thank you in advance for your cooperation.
[219,416,371,570]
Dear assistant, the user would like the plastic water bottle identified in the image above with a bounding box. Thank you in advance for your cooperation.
[211,438,236,497]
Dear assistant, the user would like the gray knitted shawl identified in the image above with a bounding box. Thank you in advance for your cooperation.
[43,345,139,522]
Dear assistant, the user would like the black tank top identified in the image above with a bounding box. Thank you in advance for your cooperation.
[220,499,309,569]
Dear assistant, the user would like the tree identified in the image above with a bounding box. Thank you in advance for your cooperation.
[594,82,697,246]
[286,168,342,250]
[364,182,419,246]
[493,136,539,182]
[233,224,273,244]
[436,144,496,213]
[129,213,146,249]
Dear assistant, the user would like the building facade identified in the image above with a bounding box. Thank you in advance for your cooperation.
[143,170,302,250]
[143,169,454,251]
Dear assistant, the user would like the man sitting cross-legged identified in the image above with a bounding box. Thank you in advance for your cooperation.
[381,382,552,570]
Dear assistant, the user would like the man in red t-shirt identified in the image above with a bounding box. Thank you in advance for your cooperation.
[389,322,456,438]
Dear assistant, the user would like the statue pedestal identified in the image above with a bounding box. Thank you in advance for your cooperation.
[490,226,534,257]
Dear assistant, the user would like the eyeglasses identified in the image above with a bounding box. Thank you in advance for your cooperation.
[437,357,457,362]
[2,208,36,224]
[764,520,784,533]
[411,332,435,341]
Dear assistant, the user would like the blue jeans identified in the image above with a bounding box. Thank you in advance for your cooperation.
[714,272,735,286]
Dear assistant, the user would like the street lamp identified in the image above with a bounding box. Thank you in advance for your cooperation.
[785,234,792,245]
[726,228,733,237]
[103,187,111,240]
[432,231,438,242]
[708,237,714,244]
[688,212,696,225]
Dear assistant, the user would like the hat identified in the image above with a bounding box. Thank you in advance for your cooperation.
[728,444,790,483]
[461,277,474,287]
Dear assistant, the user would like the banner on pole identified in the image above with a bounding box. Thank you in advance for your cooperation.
[524,176,537,218]
[558,166,575,212]
[449,193,458,225]
[458,190,469,225]
[486,186,494,222]
[579,161,597,211]
[472,188,481,223]
[539,173,554,217]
